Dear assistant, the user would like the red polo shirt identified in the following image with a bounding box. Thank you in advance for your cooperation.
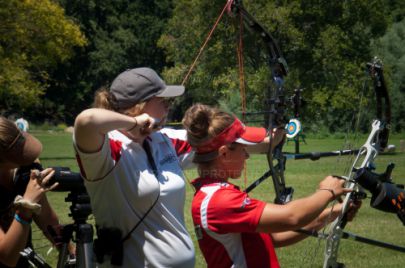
[191,177,280,268]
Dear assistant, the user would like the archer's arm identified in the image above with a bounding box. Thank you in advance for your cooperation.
[74,108,139,153]
[256,176,350,233]
[75,108,159,152]
[270,201,361,247]
[270,205,341,247]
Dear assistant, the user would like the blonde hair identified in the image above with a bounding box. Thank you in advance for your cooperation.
[93,87,146,117]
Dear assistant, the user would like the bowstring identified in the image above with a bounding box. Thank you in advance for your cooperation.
[236,9,249,189]
[180,0,251,188]
[301,71,370,267]
[181,1,233,86]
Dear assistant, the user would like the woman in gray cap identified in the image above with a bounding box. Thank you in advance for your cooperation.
[0,116,61,267]
[74,68,195,267]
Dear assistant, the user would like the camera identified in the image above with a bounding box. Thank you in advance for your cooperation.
[49,167,86,192]
[14,164,85,193]
[355,163,405,225]
[14,165,91,221]
[49,167,92,222]
[14,164,94,266]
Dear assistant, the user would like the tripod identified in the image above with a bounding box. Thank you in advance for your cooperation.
[287,88,306,153]
[21,247,51,268]
[56,190,94,268]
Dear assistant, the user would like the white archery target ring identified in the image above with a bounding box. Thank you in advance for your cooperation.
[285,119,301,138]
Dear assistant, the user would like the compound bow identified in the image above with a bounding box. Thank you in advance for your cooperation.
[227,0,293,204]
[183,1,403,266]
[322,57,399,268]
[227,4,404,266]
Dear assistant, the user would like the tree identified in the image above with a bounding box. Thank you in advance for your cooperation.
[0,0,86,117]
[51,0,174,124]
[372,18,405,132]
[160,0,395,131]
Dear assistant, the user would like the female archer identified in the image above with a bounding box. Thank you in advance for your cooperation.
[182,103,360,267]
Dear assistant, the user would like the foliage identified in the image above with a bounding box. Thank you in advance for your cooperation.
[48,0,174,124]
[160,0,405,131]
[372,18,405,132]
[0,0,86,116]
[2,0,404,131]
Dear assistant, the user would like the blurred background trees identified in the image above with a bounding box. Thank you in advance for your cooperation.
[1,0,404,132]
[0,0,86,119]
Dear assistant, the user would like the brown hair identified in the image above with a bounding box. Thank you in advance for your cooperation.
[0,117,20,153]
[93,87,146,117]
[0,117,43,166]
[182,103,235,165]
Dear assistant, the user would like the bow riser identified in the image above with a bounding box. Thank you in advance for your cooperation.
[324,120,383,268]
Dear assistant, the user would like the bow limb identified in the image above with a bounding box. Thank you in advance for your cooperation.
[266,76,292,205]
[367,57,391,150]
[230,0,292,203]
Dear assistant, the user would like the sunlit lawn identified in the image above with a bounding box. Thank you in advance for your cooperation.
[31,130,405,267]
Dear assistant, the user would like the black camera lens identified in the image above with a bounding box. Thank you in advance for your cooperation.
[50,167,85,192]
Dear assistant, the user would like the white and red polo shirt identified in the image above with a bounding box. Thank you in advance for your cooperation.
[74,129,195,267]
[191,177,280,268]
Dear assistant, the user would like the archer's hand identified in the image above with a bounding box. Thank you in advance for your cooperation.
[270,127,286,150]
[330,200,362,223]
[345,200,362,221]
[126,113,160,141]
[318,176,352,201]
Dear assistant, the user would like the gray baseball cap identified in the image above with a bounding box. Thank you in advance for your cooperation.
[110,67,185,110]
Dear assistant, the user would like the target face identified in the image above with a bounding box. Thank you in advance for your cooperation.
[15,118,29,132]
[285,119,301,138]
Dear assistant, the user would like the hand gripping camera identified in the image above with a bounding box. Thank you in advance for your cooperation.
[13,164,94,267]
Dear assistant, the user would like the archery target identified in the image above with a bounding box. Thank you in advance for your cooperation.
[15,118,29,132]
[285,119,301,138]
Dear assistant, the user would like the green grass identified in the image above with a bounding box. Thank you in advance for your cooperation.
[31,130,405,267]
